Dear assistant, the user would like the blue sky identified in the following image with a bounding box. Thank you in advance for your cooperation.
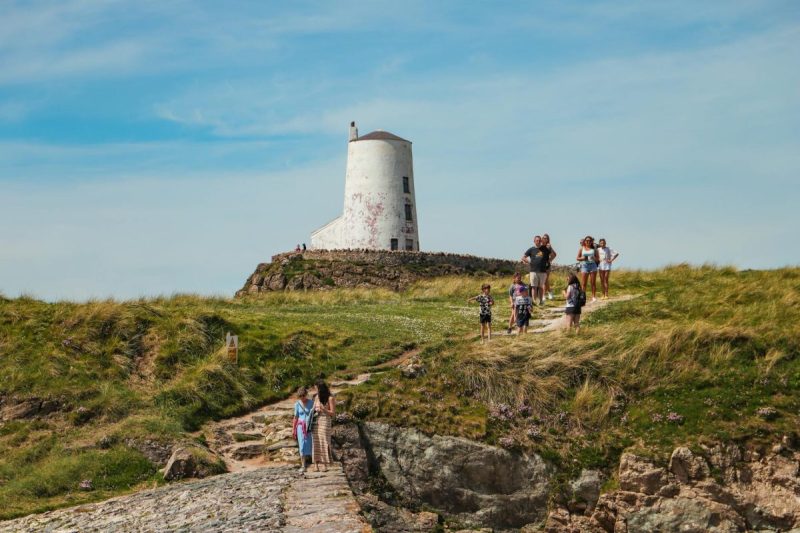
[1,0,798,300]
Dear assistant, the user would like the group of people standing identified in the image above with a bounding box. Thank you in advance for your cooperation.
[292,379,335,474]
[468,234,620,339]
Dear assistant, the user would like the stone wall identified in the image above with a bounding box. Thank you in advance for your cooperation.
[237,250,556,295]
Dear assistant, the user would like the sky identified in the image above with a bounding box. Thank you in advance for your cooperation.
[1,0,798,301]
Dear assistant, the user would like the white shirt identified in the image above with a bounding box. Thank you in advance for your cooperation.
[598,246,617,264]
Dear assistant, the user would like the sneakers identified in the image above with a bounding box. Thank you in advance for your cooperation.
[592,297,597,303]
[547,291,554,300]
[507,327,513,334]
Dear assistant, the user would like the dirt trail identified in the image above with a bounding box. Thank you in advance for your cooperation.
[494,294,634,336]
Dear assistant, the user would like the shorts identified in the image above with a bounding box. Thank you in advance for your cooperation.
[580,262,598,274]
[599,262,612,272]
[516,313,530,327]
[479,314,492,324]
[565,306,581,316]
[529,272,547,288]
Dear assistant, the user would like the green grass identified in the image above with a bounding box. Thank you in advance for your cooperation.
[339,265,800,480]
[1,265,798,518]
[0,285,467,518]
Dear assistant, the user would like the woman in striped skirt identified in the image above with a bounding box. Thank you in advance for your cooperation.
[312,379,335,471]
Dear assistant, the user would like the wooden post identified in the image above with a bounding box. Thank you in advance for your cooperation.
[225,332,238,365]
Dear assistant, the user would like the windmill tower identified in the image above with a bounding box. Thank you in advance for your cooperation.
[310,122,420,251]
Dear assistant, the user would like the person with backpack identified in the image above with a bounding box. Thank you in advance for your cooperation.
[563,272,584,333]
[506,272,528,334]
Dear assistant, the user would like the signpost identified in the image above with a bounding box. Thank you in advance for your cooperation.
[225,332,238,364]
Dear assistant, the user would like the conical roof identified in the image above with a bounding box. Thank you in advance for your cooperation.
[354,130,410,143]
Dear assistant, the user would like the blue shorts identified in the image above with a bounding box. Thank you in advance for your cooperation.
[516,313,530,327]
[580,262,598,274]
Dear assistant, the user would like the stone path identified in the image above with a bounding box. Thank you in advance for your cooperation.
[0,466,369,533]
[205,373,374,473]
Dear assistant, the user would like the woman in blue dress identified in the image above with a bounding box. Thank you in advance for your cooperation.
[292,387,314,473]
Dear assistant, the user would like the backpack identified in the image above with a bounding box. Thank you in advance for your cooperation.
[573,284,587,307]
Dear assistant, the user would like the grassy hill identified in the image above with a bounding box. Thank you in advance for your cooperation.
[1,265,798,519]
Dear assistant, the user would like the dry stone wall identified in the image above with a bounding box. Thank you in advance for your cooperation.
[237,250,566,295]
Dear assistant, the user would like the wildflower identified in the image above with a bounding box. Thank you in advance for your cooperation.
[620,413,628,424]
[666,412,684,424]
[498,436,515,449]
[756,406,777,420]
[526,425,543,440]
[517,404,532,417]
[489,403,514,422]
[651,413,664,423]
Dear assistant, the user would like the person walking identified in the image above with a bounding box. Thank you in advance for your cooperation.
[542,233,557,300]
[311,379,335,472]
[522,235,554,306]
[576,236,600,302]
[597,238,619,299]
[292,387,314,473]
[563,272,583,333]
[506,272,528,334]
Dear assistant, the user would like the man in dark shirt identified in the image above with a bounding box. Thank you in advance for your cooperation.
[521,235,554,305]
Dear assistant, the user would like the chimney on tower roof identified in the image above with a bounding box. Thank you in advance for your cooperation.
[349,121,358,142]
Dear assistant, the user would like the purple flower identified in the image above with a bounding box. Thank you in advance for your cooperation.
[517,404,532,417]
[526,425,542,440]
[651,413,664,423]
[489,403,515,422]
[666,412,684,424]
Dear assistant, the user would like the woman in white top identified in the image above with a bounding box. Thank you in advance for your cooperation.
[597,238,619,300]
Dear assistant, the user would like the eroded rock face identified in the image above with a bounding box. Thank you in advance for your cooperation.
[618,453,668,495]
[547,443,800,533]
[361,422,552,530]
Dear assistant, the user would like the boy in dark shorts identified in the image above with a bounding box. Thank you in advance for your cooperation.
[467,283,494,343]
[514,286,533,335]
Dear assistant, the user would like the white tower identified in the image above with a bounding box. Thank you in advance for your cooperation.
[311,122,420,251]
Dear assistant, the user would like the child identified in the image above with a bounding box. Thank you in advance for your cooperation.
[563,273,583,333]
[467,284,494,342]
[514,286,533,335]
[506,272,528,334]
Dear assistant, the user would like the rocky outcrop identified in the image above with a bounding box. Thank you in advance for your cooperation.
[334,422,552,530]
[546,443,800,532]
[0,396,62,421]
[236,250,545,295]
[124,438,174,466]
[163,445,226,481]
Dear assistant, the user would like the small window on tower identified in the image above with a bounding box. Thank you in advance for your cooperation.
[405,203,413,221]
[405,239,414,251]
[402,176,410,194]
[390,238,399,251]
